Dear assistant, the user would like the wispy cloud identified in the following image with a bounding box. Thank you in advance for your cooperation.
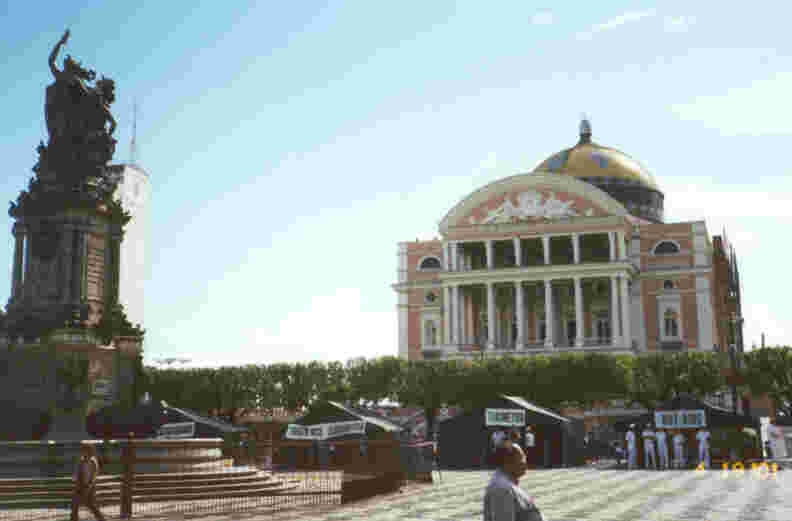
[664,15,696,32]
[578,9,658,40]
[531,11,554,25]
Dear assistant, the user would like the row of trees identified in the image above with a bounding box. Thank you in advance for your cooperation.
[141,347,792,432]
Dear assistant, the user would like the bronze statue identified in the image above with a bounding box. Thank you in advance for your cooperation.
[44,29,116,148]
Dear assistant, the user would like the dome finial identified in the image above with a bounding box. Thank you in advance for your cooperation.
[579,113,592,144]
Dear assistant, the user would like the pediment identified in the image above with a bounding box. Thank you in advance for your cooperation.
[439,173,628,231]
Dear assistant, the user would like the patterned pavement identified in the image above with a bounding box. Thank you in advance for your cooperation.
[151,463,791,521]
[32,464,791,520]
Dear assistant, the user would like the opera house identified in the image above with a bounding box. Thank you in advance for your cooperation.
[391,119,764,428]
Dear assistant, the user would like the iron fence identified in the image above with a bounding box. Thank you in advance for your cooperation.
[0,436,428,520]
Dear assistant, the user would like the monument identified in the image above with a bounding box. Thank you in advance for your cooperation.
[0,29,145,442]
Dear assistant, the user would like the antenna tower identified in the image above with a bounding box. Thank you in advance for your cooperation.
[130,101,139,165]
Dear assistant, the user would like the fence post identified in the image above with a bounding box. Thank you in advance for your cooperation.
[120,434,134,519]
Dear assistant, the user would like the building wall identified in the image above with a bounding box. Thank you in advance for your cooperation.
[112,164,150,332]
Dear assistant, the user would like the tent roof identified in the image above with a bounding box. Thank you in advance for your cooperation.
[167,406,249,433]
[502,395,570,423]
[327,401,404,432]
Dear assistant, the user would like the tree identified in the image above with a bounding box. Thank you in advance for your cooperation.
[743,346,792,419]
[625,354,675,414]
[664,352,724,399]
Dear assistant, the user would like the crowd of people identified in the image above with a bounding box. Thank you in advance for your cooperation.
[623,422,711,470]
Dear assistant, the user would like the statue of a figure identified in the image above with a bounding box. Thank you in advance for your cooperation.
[45,29,116,148]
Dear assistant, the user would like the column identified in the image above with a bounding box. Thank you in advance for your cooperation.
[572,233,580,264]
[450,242,458,271]
[444,242,450,270]
[443,286,452,344]
[515,281,524,350]
[514,237,522,267]
[457,285,465,345]
[544,279,554,348]
[621,277,632,349]
[487,282,496,349]
[466,291,475,345]
[486,240,494,269]
[542,236,550,265]
[610,276,622,347]
[11,230,24,300]
[608,232,616,262]
[450,285,459,343]
[574,277,584,347]
[618,231,627,260]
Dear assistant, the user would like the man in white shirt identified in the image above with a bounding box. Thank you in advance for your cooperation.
[625,425,637,470]
[642,425,657,469]
[524,426,535,448]
[672,430,687,469]
[655,428,670,470]
[696,428,711,469]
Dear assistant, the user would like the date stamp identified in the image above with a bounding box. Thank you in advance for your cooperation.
[695,461,780,478]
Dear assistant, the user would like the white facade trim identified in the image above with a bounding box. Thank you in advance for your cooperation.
[398,291,409,359]
[696,276,715,351]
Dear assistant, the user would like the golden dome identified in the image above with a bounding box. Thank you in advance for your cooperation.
[534,121,659,191]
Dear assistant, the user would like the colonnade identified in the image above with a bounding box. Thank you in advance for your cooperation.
[443,231,627,271]
[442,274,632,350]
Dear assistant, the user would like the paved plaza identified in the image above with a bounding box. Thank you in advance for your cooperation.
[22,464,790,521]
[230,465,788,521]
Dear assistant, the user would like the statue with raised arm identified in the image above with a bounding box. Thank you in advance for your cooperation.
[43,29,117,172]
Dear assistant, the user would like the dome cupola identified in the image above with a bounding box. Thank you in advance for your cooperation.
[533,119,664,223]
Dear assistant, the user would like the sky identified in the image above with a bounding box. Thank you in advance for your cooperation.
[1,1,790,368]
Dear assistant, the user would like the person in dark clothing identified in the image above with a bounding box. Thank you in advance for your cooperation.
[483,444,544,521]
[71,444,106,521]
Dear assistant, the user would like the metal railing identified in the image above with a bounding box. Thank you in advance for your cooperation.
[0,437,428,520]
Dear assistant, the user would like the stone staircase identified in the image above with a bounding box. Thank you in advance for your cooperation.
[0,466,300,510]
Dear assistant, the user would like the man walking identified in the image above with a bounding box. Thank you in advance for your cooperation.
[625,424,637,470]
[696,427,711,469]
[71,444,106,521]
[655,427,670,470]
[642,424,657,469]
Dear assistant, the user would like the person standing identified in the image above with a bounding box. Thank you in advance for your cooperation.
[696,427,711,469]
[655,428,670,470]
[71,444,106,521]
[673,430,687,469]
[483,443,544,521]
[625,424,637,470]
[642,424,657,469]
[524,426,535,449]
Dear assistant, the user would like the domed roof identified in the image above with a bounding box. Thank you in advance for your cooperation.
[534,120,660,192]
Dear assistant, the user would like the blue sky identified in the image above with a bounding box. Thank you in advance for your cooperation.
[1,1,790,367]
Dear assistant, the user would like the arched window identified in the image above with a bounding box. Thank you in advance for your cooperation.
[664,309,679,338]
[663,280,674,290]
[654,241,680,255]
[418,257,442,270]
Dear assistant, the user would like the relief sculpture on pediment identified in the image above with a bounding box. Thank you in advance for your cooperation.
[474,190,596,224]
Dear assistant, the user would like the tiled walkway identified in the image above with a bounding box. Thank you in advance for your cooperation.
[158,463,791,521]
[18,465,791,520]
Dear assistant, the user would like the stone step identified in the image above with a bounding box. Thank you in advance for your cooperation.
[130,483,304,504]
[0,470,303,509]
[131,478,294,497]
